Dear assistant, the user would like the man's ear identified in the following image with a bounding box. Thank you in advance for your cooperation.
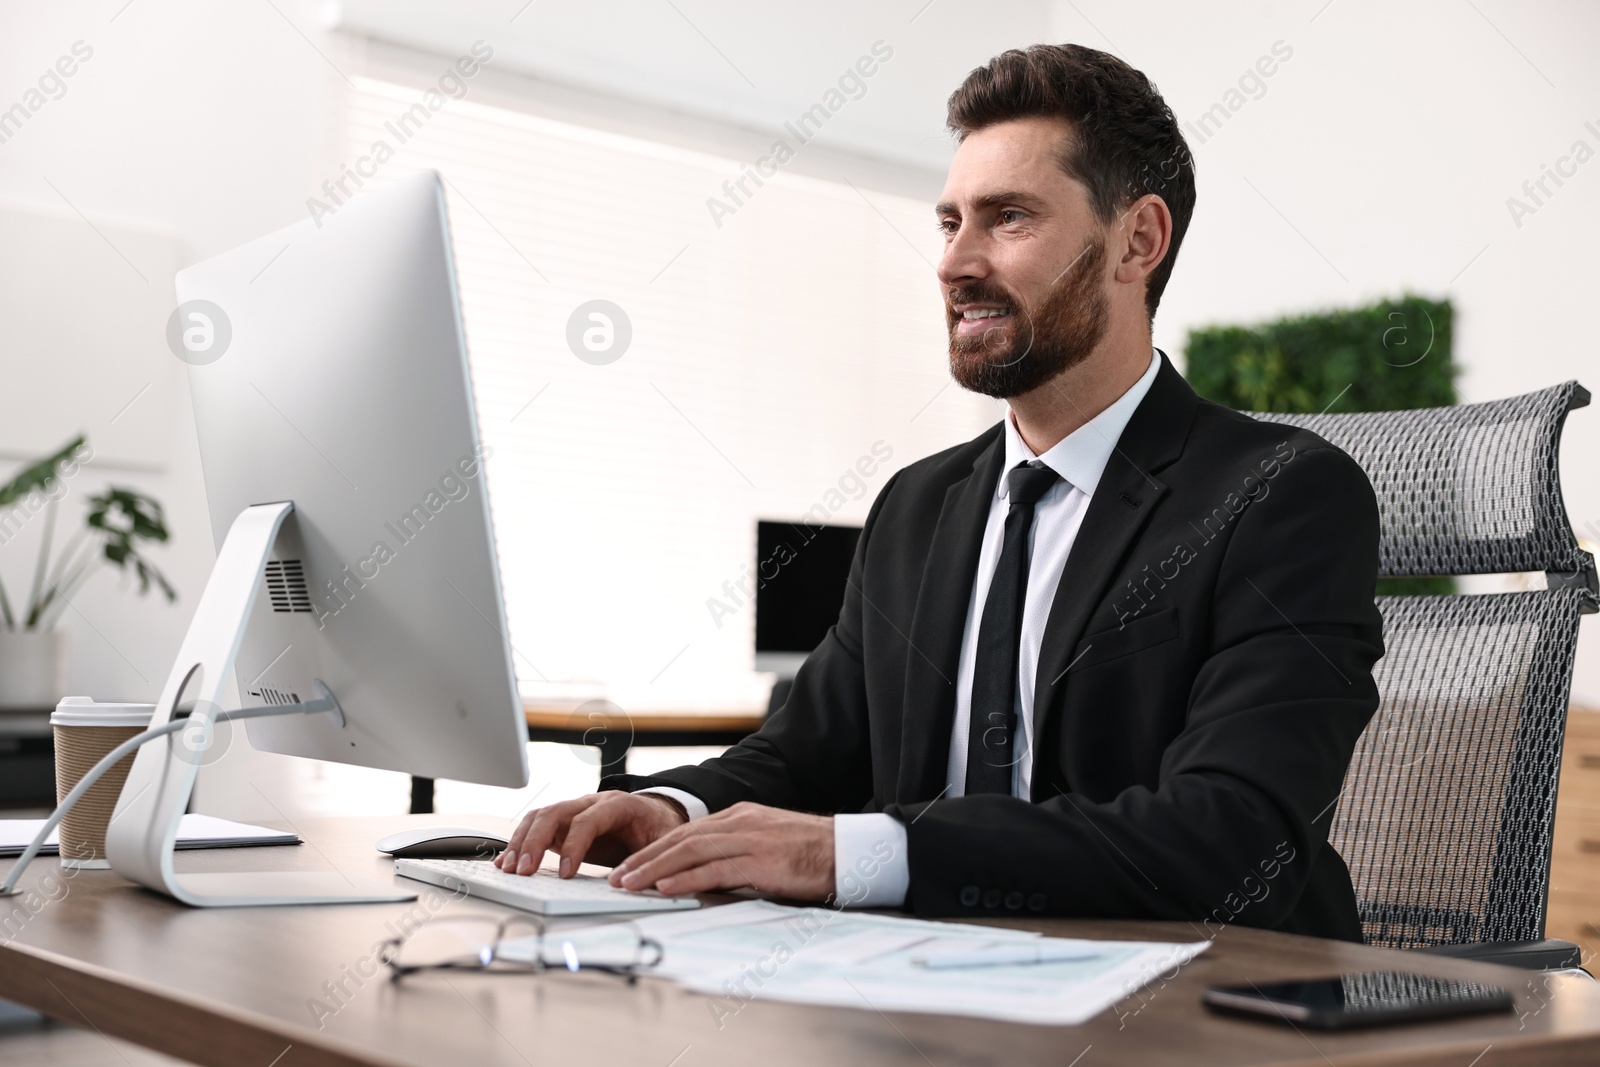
[1113,194,1173,288]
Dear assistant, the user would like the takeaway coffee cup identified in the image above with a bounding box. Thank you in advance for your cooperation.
[51,696,155,869]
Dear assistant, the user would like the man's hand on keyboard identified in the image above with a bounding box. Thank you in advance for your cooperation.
[607,802,835,902]
[497,792,688,878]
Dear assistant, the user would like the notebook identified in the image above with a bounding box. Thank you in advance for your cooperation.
[0,813,300,856]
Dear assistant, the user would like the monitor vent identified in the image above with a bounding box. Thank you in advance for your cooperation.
[264,559,313,613]
[249,686,301,707]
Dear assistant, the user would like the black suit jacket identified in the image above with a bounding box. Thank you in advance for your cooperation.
[607,354,1384,942]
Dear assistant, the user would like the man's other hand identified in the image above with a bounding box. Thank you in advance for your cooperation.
[608,802,834,902]
[496,792,688,877]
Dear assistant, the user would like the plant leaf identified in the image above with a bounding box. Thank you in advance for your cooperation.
[86,486,176,604]
[0,435,85,510]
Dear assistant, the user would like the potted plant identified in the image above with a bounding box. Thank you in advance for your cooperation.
[0,435,175,708]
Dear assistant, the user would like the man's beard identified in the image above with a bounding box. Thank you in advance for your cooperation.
[945,235,1110,399]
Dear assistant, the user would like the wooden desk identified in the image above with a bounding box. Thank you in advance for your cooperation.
[3,816,1600,1066]
[522,703,766,774]
[410,704,766,814]
[1550,707,1600,962]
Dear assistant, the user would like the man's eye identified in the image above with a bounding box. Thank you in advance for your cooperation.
[937,219,959,234]
[998,209,1026,225]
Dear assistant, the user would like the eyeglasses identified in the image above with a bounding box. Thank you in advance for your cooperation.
[379,914,664,983]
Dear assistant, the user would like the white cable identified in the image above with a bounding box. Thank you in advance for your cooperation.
[0,699,333,897]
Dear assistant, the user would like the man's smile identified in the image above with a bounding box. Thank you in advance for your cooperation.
[953,304,1013,336]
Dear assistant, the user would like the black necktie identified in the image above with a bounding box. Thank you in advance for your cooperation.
[966,462,1062,796]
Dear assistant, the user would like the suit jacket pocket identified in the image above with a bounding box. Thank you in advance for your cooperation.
[1069,608,1180,671]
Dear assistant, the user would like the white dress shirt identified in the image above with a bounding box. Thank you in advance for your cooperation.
[645,350,1161,908]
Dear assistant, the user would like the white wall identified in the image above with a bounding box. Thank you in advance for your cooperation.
[0,0,363,818]
[1,0,1596,824]
[1043,0,1600,699]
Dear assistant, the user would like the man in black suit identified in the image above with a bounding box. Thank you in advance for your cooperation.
[498,44,1383,941]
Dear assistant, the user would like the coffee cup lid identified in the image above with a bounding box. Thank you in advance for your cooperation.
[51,696,156,728]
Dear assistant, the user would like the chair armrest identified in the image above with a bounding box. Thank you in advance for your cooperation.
[1414,939,1584,971]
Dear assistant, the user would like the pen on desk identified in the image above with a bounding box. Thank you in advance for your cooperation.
[911,945,1104,969]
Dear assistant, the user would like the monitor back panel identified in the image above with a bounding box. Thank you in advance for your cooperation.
[176,172,526,787]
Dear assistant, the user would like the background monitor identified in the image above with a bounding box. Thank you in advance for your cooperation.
[176,170,527,788]
[753,520,861,678]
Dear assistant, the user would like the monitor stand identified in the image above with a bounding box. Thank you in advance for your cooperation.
[105,501,416,907]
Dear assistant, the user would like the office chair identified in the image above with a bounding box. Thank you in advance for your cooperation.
[1254,380,1597,971]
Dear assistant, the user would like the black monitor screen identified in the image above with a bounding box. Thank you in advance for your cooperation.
[754,520,862,653]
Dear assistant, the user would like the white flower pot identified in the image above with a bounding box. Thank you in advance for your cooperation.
[0,631,69,709]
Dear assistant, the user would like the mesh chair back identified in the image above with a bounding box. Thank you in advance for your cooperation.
[1255,382,1590,579]
[1252,382,1596,947]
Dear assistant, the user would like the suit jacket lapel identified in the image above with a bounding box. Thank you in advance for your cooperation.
[1029,355,1197,798]
[896,429,1005,804]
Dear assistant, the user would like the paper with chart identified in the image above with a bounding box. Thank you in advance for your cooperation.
[510,900,1208,1026]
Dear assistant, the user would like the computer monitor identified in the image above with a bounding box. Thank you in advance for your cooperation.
[753,520,862,678]
[106,171,527,907]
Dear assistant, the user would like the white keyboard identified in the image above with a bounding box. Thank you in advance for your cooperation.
[393,858,701,916]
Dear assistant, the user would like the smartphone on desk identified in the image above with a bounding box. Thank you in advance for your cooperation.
[1203,971,1514,1030]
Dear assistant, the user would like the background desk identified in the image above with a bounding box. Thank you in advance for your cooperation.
[1550,708,1600,963]
[4,815,1600,1067]
[408,704,766,813]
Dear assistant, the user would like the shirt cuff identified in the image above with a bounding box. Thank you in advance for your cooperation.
[634,786,708,822]
[833,813,909,908]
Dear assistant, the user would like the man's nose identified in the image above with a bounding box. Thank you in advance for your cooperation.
[937,224,988,288]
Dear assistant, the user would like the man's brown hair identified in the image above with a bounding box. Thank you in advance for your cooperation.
[947,44,1196,320]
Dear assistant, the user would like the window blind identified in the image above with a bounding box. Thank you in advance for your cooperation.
[342,76,998,710]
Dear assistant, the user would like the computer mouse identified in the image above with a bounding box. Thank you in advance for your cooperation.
[375,826,510,859]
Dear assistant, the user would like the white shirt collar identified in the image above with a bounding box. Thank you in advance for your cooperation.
[1000,348,1162,499]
